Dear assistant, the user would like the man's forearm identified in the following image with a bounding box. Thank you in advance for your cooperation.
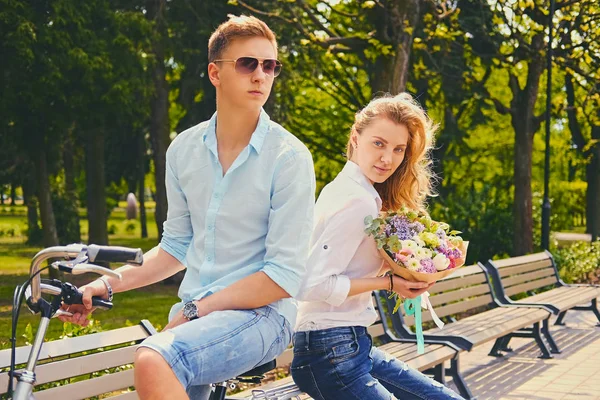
[104,246,185,293]
[197,271,289,314]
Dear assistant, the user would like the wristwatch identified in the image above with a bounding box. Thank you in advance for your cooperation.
[182,301,199,320]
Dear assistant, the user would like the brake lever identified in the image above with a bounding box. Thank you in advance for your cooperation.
[71,264,122,280]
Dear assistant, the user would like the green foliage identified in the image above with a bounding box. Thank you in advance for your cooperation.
[553,240,600,284]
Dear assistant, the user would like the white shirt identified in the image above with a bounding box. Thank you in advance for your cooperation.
[295,161,384,331]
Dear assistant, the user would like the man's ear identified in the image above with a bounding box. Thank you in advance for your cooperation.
[208,62,220,87]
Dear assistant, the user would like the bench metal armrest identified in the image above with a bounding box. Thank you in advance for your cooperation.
[391,336,464,352]
[394,329,474,352]
[493,302,558,315]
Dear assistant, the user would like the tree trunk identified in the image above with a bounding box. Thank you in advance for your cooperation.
[512,115,535,255]
[63,126,81,242]
[85,131,108,245]
[146,0,169,242]
[370,0,423,94]
[34,150,59,248]
[565,73,595,237]
[139,134,148,239]
[22,173,41,245]
[508,45,545,255]
[10,184,16,206]
[589,122,600,241]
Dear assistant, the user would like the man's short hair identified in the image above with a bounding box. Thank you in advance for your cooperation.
[208,14,277,62]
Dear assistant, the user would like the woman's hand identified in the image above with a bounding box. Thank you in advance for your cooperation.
[392,275,435,299]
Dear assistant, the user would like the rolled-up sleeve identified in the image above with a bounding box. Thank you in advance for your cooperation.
[261,149,316,297]
[159,141,193,265]
[298,196,374,306]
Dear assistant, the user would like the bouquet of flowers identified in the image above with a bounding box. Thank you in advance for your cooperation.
[364,208,469,283]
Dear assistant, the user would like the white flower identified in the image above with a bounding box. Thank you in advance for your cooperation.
[407,258,420,271]
[412,236,426,247]
[414,248,430,260]
[401,240,419,252]
[432,253,450,271]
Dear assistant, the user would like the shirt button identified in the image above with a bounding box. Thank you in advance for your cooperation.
[214,193,221,199]
[323,245,328,250]
[208,225,214,231]
[207,256,213,262]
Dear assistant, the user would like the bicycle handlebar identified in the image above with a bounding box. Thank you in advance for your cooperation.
[28,244,141,307]
[87,244,143,265]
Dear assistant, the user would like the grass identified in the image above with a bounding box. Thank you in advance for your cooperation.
[0,204,178,349]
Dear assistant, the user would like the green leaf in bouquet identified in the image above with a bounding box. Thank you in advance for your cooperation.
[364,215,374,226]
[387,235,401,252]
[449,230,462,235]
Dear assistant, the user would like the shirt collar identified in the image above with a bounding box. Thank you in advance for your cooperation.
[202,108,271,155]
[339,161,382,211]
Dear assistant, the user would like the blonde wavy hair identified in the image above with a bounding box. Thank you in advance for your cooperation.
[346,93,437,212]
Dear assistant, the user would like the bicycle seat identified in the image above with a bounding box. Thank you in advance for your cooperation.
[237,360,276,378]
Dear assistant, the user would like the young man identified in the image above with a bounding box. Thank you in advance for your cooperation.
[60,15,315,399]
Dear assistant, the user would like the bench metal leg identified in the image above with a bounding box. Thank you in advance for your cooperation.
[572,298,600,327]
[593,298,600,326]
[489,335,509,357]
[555,310,567,326]
[447,357,475,400]
[532,322,553,359]
[433,362,446,385]
[542,318,561,354]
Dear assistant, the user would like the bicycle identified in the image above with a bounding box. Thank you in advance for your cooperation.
[6,243,295,400]
[7,243,143,400]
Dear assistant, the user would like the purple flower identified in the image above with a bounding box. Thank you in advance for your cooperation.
[387,216,423,240]
[418,259,436,274]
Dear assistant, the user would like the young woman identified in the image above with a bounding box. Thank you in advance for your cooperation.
[291,93,464,400]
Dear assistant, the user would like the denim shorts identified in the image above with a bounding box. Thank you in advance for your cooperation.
[290,326,463,400]
[139,305,291,399]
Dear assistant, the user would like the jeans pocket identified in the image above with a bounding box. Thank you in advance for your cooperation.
[291,364,324,400]
[329,339,360,364]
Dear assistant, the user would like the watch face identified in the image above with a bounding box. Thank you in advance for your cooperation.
[183,302,197,320]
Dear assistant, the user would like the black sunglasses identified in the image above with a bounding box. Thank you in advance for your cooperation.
[213,57,282,77]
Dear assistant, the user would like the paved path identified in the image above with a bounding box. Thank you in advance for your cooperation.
[445,310,600,399]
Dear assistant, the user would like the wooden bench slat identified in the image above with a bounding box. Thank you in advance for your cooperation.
[428,272,487,295]
[521,286,600,311]
[0,345,137,391]
[501,267,557,289]
[429,283,491,308]
[497,259,554,278]
[505,276,558,297]
[424,306,545,340]
[0,325,150,368]
[492,252,550,268]
[467,309,549,345]
[110,391,139,400]
[34,369,134,400]
[405,293,492,326]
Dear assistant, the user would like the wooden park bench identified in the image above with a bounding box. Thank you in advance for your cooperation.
[0,320,157,400]
[481,251,600,330]
[228,292,473,400]
[387,264,558,362]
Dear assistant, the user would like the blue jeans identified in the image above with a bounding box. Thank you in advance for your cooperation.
[291,326,464,400]
[139,306,291,399]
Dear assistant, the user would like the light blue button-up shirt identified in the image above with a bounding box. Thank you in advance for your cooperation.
[160,109,316,326]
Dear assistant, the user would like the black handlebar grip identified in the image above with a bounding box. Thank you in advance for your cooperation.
[91,297,113,310]
[87,244,143,265]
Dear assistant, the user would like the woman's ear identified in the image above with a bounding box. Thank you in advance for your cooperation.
[208,62,220,87]
[351,131,359,149]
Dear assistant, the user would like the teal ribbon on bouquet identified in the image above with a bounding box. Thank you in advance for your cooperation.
[404,295,425,354]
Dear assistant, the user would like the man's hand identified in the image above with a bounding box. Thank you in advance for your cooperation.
[57,280,108,327]
[392,275,435,299]
[162,300,209,331]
